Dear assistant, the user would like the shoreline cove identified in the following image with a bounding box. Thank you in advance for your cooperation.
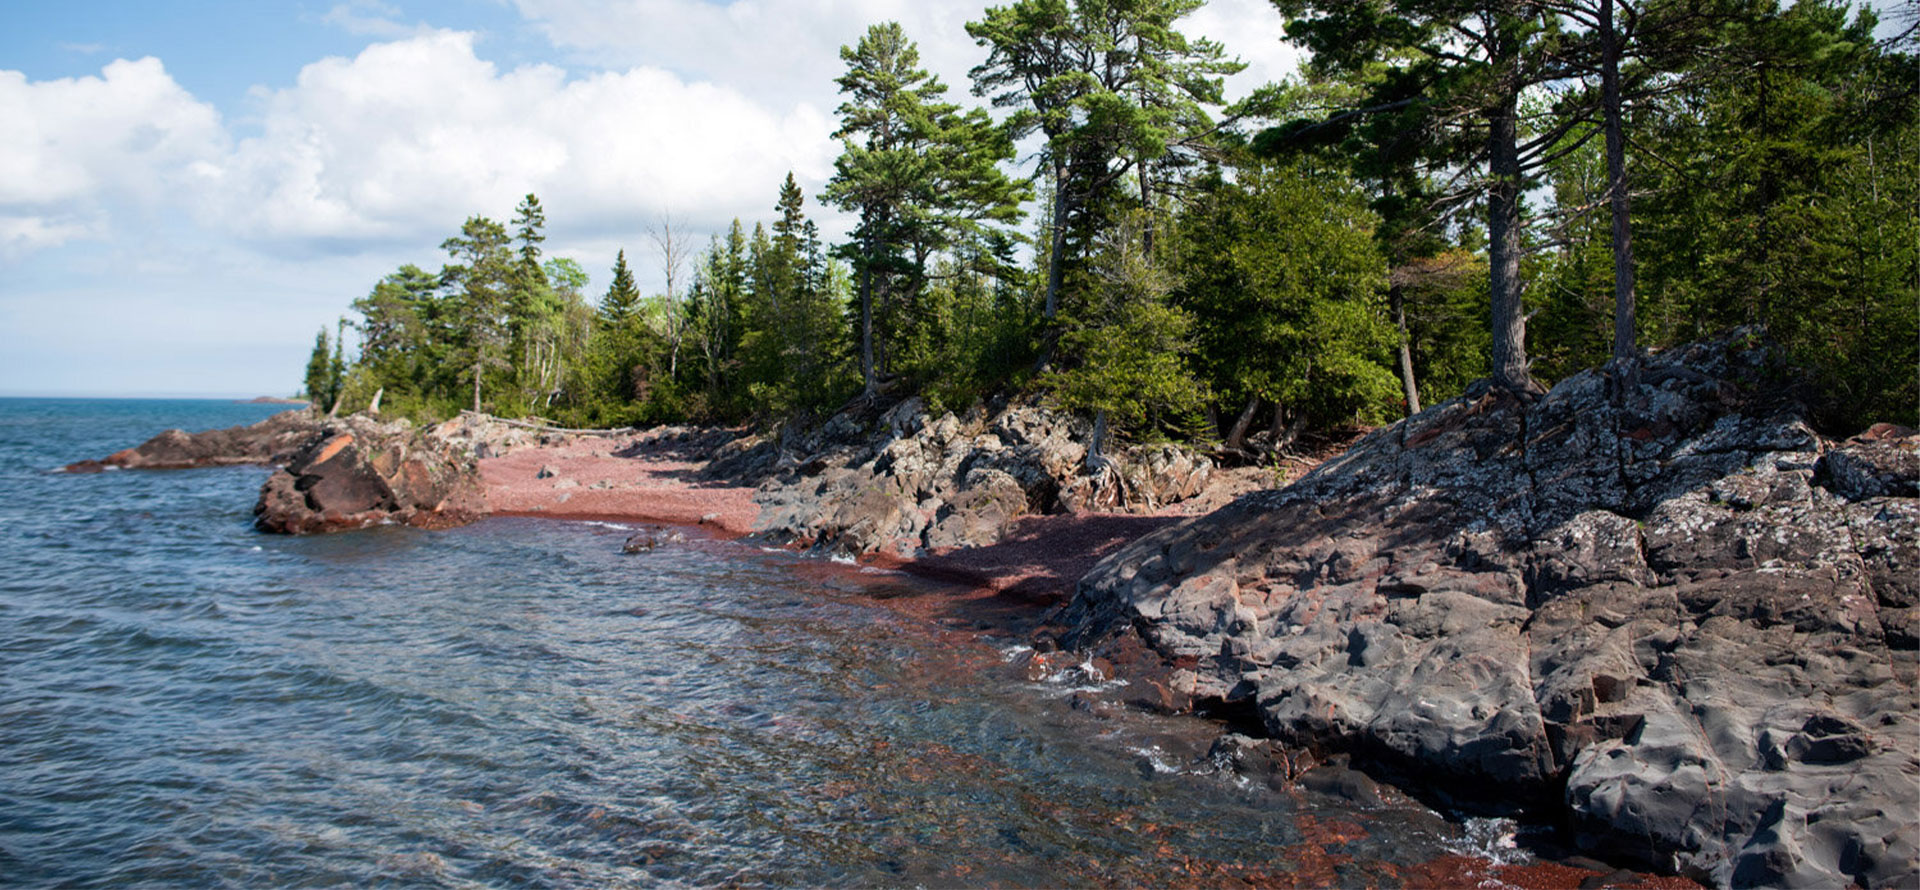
[59,338,1920,888]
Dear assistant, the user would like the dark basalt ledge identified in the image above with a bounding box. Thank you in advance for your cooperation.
[63,409,322,472]
[1057,336,1919,889]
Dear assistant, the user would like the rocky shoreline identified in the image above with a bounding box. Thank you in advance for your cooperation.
[67,337,1919,888]
[1058,338,1917,888]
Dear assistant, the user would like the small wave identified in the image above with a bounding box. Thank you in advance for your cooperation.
[580,521,636,531]
[828,553,857,566]
[1448,817,1528,868]
[1130,745,1184,775]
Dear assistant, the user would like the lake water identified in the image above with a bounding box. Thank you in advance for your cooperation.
[0,398,1532,888]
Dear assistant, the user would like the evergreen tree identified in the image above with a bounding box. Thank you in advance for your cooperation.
[1174,161,1396,443]
[1046,210,1199,455]
[599,250,641,326]
[1633,1,1917,427]
[440,215,515,413]
[303,327,332,406]
[826,22,1028,395]
[1272,2,1589,392]
[968,0,1241,351]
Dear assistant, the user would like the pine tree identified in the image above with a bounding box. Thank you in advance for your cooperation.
[440,215,515,413]
[1272,2,1584,392]
[827,21,1027,394]
[968,0,1240,350]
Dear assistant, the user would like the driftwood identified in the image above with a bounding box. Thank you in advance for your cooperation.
[457,410,637,437]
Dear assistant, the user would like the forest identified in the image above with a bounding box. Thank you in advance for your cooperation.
[303,0,1918,449]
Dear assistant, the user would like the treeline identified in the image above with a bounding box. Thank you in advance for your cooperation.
[308,0,1917,442]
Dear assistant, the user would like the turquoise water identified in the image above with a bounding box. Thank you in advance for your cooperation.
[0,398,1506,887]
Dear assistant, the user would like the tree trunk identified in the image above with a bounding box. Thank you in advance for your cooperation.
[1391,283,1422,415]
[1088,409,1109,464]
[368,387,384,415]
[859,232,877,396]
[1045,161,1068,322]
[1486,73,1531,391]
[1036,163,1070,373]
[1267,404,1306,453]
[1225,396,1261,452]
[1602,0,1638,362]
[472,362,482,414]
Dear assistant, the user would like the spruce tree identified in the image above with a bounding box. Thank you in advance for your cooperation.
[303,327,332,406]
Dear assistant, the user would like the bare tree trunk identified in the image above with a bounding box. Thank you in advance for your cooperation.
[472,362,482,414]
[651,214,690,378]
[1225,396,1261,452]
[859,232,877,396]
[1602,0,1638,362]
[1487,74,1531,391]
[1392,283,1422,416]
[368,387,383,415]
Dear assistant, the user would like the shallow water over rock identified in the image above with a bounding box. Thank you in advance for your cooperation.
[4,398,1582,888]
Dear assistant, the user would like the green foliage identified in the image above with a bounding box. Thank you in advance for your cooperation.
[303,327,332,407]
[1630,2,1917,428]
[825,22,1028,396]
[310,3,1911,444]
[1047,212,1202,439]
[968,0,1242,329]
[1174,162,1398,428]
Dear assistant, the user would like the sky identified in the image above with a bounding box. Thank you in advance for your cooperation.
[1,1,1906,398]
[0,0,1301,398]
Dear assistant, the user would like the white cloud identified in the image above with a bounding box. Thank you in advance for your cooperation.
[0,58,225,254]
[208,30,834,250]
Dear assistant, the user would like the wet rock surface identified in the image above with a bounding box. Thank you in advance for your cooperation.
[253,415,488,534]
[744,397,1214,557]
[64,409,321,472]
[1060,337,1920,888]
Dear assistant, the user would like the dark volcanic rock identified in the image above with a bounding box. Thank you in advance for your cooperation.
[1059,337,1920,889]
[748,397,1213,557]
[65,409,320,472]
[253,416,487,534]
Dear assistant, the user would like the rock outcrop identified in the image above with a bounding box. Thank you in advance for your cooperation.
[64,409,321,472]
[254,415,487,534]
[748,397,1214,557]
[1059,336,1919,888]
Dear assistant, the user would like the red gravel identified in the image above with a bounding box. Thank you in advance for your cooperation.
[478,434,760,537]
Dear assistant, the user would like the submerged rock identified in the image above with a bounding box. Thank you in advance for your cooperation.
[253,415,487,534]
[1060,336,1920,888]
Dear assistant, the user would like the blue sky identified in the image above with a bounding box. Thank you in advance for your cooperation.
[0,1,1901,397]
